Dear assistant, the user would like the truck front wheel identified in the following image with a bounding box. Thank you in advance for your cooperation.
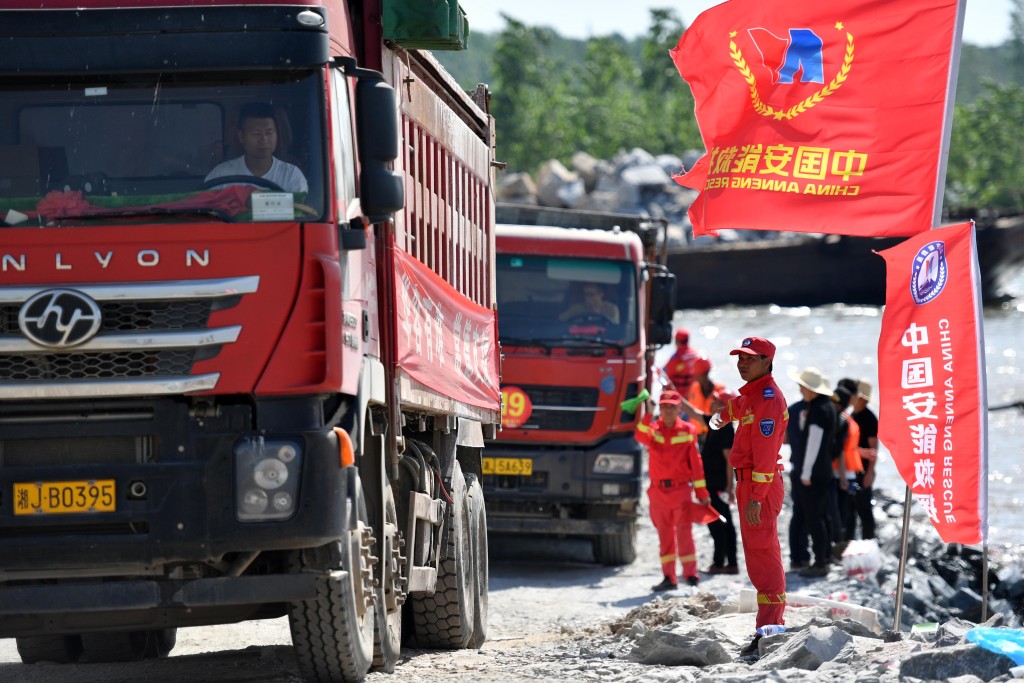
[594,520,638,566]
[288,480,376,682]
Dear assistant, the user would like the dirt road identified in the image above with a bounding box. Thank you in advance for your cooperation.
[0,515,728,682]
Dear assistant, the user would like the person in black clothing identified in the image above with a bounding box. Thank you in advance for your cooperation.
[784,395,810,571]
[789,367,838,579]
[849,379,879,539]
[679,391,738,574]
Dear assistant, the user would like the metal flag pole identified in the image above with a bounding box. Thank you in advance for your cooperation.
[893,486,913,632]
[982,543,989,622]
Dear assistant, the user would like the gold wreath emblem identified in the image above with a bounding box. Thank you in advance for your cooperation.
[731,32,854,121]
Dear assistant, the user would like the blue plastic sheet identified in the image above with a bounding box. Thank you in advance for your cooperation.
[966,627,1024,665]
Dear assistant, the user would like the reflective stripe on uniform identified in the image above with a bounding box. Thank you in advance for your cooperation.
[660,553,677,563]
[636,423,652,434]
[757,592,787,605]
[652,433,666,444]
[693,479,706,488]
[752,471,774,483]
[670,434,693,444]
[679,553,697,562]
[741,414,755,425]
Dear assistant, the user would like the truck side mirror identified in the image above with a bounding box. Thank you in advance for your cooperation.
[355,77,405,222]
[335,56,405,224]
[648,322,673,346]
[648,271,677,325]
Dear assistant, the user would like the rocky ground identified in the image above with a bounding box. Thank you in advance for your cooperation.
[2,480,1023,682]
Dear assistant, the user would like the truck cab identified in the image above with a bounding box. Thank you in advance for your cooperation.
[483,205,676,565]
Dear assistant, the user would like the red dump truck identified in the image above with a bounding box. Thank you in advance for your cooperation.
[0,2,499,680]
[483,205,676,565]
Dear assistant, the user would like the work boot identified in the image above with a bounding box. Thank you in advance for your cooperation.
[650,576,677,592]
[789,560,810,572]
[720,564,740,574]
[738,634,762,660]
[685,575,700,587]
[798,563,829,578]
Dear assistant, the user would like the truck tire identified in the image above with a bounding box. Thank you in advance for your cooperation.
[371,475,405,673]
[594,520,638,566]
[465,474,489,649]
[80,631,149,662]
[410,460,475,648]
[289,481,375,682]
[16,635,82,664]
[140,628,177,658]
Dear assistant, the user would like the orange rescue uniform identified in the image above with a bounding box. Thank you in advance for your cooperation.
[635,413,708,583]
[718,373,789,627]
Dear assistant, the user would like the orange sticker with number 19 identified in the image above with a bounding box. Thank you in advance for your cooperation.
[501,386,533,428]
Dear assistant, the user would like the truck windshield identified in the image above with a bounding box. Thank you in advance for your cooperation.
[497,254,638,347]
[0,70,326,226]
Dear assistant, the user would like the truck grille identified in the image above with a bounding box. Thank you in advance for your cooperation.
[518,386,599,432]
[0,277,258,399]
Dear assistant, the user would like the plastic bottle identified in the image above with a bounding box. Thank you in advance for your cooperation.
[757,624,787,637]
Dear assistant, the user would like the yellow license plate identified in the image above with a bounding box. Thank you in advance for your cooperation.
[482,457,533,476]
[13,480,116,515]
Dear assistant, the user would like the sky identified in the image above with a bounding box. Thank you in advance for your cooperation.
[458,1,1012,47]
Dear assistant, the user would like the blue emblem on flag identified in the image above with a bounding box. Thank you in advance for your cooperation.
[763,388,774,399]
[910,241,948,305]
[759,419,775,437]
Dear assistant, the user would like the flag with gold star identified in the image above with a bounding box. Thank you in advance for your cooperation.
[671,0,964,238]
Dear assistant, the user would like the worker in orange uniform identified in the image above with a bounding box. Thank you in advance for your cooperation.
[636,390,710,591]
[709,336,788,658]
[664,328,702,394]
[685,355,724,444]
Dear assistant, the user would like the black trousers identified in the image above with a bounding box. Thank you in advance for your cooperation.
[845,473,876,540]
[707,492,737,566]
[798,478,832,567]
[788,473,810,565]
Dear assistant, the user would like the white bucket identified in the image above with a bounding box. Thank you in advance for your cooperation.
[738,588,883,634]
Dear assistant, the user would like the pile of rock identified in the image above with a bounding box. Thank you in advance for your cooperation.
[576,488,1024,681]
[496,149,785,247]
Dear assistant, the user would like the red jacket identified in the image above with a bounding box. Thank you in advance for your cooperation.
[664,345,700,392]
[635,414,708,496]
[719,373,788,503]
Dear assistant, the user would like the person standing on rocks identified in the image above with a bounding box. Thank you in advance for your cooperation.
[708,336,788,654]
[789,367,839,579]
[848,379,879,540]
[636,390,711,591]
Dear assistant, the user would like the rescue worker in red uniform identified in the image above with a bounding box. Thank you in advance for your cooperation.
[635,390,710,591]
[709,336,788,657]
[664,328,702,394]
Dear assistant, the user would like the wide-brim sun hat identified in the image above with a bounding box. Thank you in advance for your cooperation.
[788,367,834,397]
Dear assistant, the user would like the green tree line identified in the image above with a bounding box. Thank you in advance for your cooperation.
[436,7,1024,215]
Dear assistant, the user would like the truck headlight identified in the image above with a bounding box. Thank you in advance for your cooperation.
[593,454,635,475]
[235,437,303,521]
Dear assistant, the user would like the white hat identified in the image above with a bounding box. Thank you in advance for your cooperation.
[788,367,834,397]
[857,380,873,401]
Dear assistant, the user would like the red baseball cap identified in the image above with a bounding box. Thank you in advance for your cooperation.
[692,355,712,376]
[658,390,683,405]
[729,336,776,361]
[674,328,689,343]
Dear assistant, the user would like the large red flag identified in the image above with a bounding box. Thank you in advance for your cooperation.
[877,222,987,545]
[671,0,964,238]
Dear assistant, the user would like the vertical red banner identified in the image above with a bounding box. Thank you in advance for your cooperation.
[877,222,987,544]
[393,247,500,411]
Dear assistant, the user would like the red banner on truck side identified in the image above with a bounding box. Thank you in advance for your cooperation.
[877,222,987,545]
[670,0,963,238]
[393,247,500,411]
